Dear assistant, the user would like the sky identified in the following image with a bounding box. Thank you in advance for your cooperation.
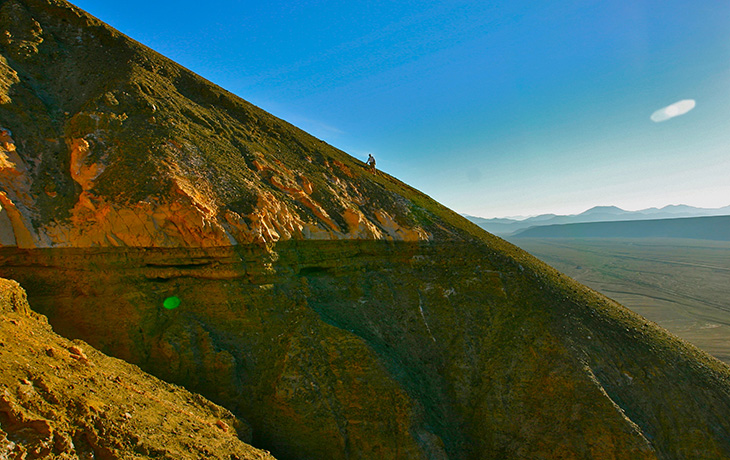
[72,0,730,218]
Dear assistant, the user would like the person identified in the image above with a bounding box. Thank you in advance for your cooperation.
[366,154,376,172]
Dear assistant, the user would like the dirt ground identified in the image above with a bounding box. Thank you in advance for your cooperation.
[0,277,276,460]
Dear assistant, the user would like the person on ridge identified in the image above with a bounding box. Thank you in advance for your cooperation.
[366,154,376,172]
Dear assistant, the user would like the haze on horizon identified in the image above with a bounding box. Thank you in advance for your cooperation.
[73,0,730,219]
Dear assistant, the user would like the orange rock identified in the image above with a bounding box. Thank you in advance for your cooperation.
[216,420,229,432]
[343,208,361,230]
[0,192,35,248]
[68,345,88,362]
[0,129,25,176]
[68,138,104,191]
[298,174,314,195]
[0,128,38,248]
[374,210,429,242]
[331,160,353,178]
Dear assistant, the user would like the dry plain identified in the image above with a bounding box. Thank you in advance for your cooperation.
[512,238,730,363]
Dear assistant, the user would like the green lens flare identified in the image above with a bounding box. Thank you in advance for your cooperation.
[163,296,180,310]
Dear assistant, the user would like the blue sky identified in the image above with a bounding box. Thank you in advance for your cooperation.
[73,0,730,218]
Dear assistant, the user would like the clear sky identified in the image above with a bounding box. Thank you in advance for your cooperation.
[72,0,730,218]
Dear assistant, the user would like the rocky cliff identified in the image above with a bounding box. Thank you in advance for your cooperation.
[0,277,276,459]
[3,1,730,459]
[4,243,730,459]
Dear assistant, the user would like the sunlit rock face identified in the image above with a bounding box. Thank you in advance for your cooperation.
[0,0,441,249]
[3,1,730,460]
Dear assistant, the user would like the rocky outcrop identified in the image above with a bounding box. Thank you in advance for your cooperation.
[0,277,276,459]
[0,127,36,247]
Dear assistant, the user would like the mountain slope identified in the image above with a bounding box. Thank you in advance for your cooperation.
[3,1,730,459]
[0,0,471,248]
[0,277,276,460]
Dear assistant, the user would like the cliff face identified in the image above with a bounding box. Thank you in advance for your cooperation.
[0,277,276,460]
[3,1,730,460]
[3,243,730,459]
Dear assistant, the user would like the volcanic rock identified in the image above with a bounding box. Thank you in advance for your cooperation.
[2,1,730,459]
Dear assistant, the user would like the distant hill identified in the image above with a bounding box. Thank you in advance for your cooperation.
[511,215,730,240]
[465,205,730,235]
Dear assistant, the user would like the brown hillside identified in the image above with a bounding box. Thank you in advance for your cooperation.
[0,0,469,248]
[0,277,276,459]
[2,1,730,459]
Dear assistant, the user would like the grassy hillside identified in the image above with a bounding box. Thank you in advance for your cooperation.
[0,0,486,248]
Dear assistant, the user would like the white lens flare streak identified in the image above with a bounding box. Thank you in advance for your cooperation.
[651,99,696,122]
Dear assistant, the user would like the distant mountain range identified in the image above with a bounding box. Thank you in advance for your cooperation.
[465,205,730,236]
[509,215,730,240]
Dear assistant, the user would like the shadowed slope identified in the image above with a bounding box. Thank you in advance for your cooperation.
[2,1,730,459]
[3,242,730,459]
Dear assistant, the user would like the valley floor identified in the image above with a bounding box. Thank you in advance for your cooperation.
[511,237,730,363]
